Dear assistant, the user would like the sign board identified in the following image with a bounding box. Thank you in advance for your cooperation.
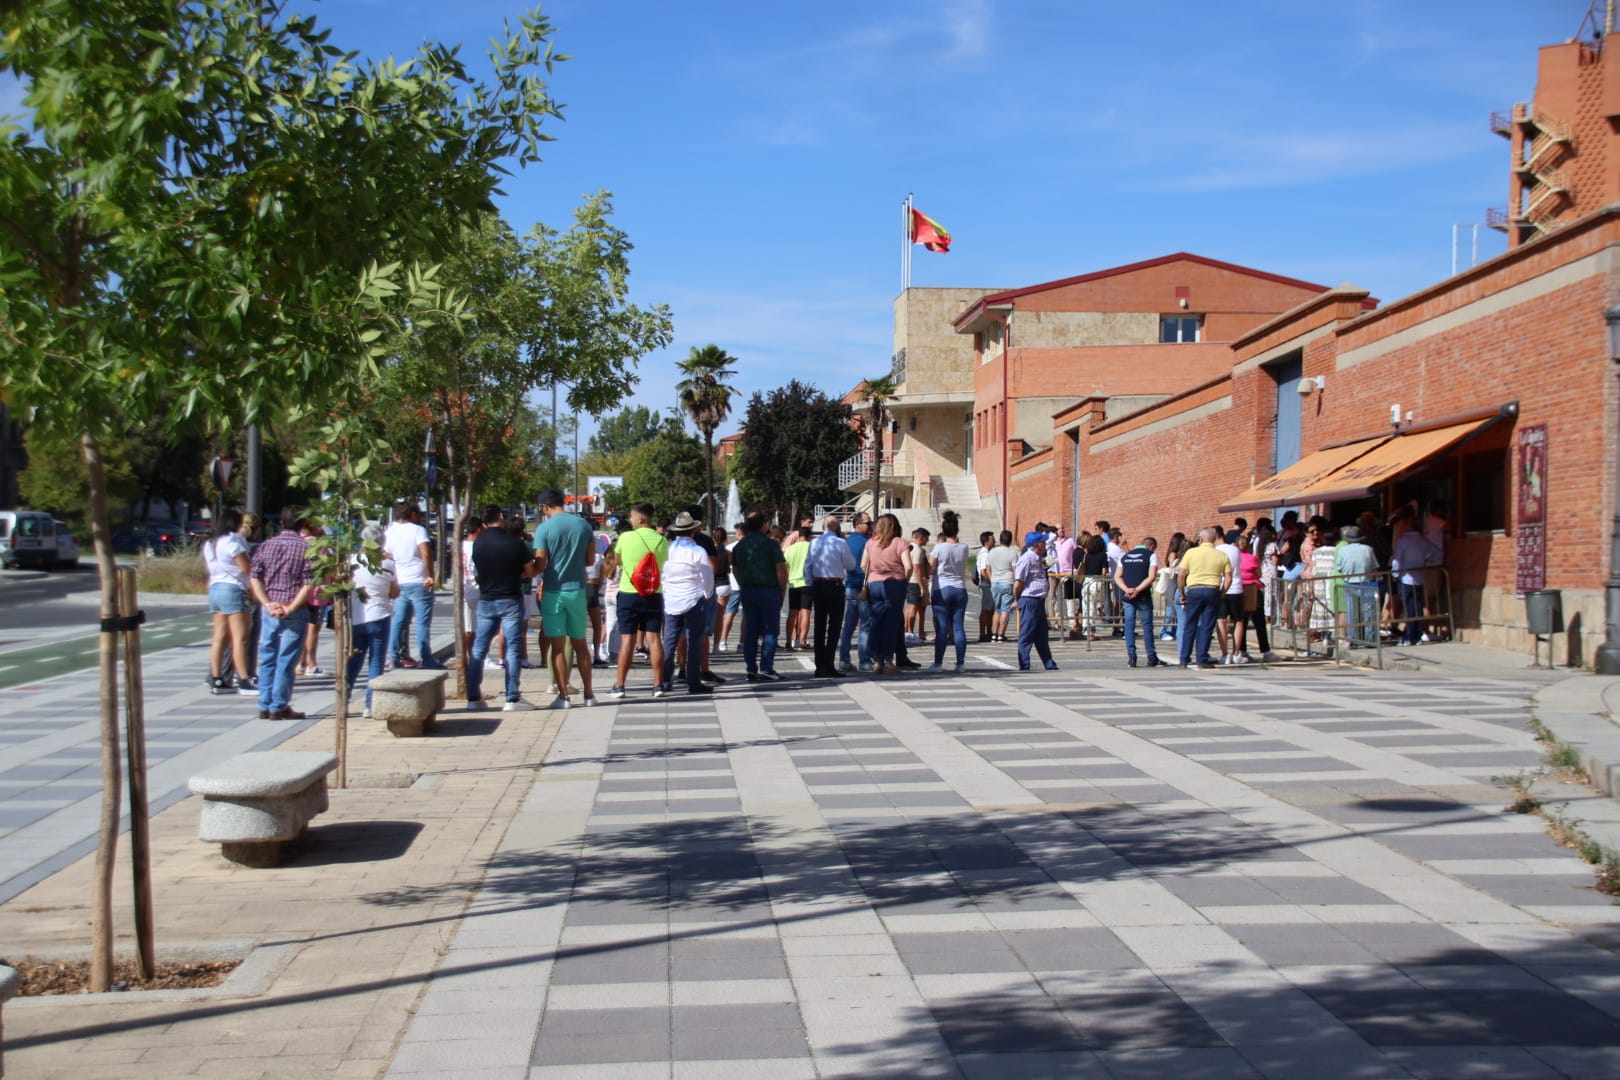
[210,456,235,491]
[1515,424,1547,595]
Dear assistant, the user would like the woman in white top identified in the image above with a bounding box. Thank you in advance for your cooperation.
[927,511,971,673]
[202,509,255,695]
[349,524,399,716]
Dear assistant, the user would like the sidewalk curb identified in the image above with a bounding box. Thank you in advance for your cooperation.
[1533,675,1620,802]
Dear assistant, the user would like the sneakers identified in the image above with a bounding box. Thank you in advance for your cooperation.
[305,665,324,676]
[237,676,259,695]
[582,695,599,707]
[1234,653,1252,665]
[548,695,571,711]
[924,664,944,673]
[608,685,626,699]
[953,663,966,673]
[688,683,714,695]
[209,677,232,695]
[466,699,489,712]
[857,661,875,673]
[1043,661,1059,671]
[1420,633,1435,644]
[395,657,419,669]
[758,671,783,682]
[653,683,668,698]
[1260,651,1282,663]
[1127,658,1137,668]
[489,656,505,669]
[502,699,531,712]
[716,642,729,653]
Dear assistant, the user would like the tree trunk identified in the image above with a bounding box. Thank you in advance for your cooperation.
[118,566,155,980]
[333,595,350,789]
[869,406,883,518]
[83,431,122,993]
[704,432,715,530]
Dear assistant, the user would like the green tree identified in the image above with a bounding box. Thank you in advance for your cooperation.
[733,380,861,524]
[624,417,705,522]
[861,376,898,516]
[676,345,738,529]
[0,0,566,990]
[589,405,664,457]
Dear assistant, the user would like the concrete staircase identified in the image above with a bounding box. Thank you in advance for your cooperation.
[895,474,1000,545]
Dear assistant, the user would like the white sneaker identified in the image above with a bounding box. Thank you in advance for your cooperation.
[502,699,531,712]
[466,699,488,712]
[582,695,599,707]
[716,642,729,653]
[1234,653,1252,665]
[924,663,943,673]
[548,695,571,710]
[652,684,668,698]
[1420,633,1435,644]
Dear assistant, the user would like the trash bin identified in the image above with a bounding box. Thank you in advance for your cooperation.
[1525,589,1563,636]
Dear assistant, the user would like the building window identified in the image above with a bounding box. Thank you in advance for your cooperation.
[1461,449,1507,532]
[1160,315,1201,343]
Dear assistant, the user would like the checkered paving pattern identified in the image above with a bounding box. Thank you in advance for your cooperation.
[0,640,329,901]
[391,664,1620,1079]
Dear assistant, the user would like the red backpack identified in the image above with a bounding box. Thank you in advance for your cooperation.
[630,550,661,596]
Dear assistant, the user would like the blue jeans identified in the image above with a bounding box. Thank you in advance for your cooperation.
[1399,580,1425,645]
[662,596,712,691]
[257,606,309,712]
[1179,587,1220,665]
[1016,594,1053,669]
[932,586,968,666]
[839,585,870,666]
[1122,597,1157,663]
[347,617,390,709]
[467,598,524,702]
[390,583,437,666]
[740,586,782,675]
[869,579,906,661]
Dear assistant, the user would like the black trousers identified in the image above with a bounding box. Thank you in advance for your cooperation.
[811,580,846,673]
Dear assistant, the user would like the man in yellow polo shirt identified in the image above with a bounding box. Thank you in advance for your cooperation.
[610,503,668,699]
[1176,527,1232,669]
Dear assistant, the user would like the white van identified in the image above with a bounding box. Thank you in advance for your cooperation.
[0,510,58,569]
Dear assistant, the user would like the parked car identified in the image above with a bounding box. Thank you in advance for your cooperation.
[110,521,186,556]
[0,510,58,569]
[53,519,81,568]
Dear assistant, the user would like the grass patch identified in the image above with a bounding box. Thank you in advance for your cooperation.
[135,547,207,595]
[1493,770,1542,815]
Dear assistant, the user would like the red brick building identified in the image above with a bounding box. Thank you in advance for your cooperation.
[1030,31,1620,665]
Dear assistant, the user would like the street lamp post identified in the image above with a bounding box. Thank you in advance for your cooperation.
[1597,303,1620,674]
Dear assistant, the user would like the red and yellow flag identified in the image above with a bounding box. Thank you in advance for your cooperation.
[910,207,952,253]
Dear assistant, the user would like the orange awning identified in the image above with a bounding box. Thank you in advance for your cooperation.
[1218,436,1390,513]
[1288,416,1499,504]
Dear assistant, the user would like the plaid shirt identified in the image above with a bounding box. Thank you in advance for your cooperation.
[251,530,314,604]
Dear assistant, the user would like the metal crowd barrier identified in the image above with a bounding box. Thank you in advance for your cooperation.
[1268,566,1454,667]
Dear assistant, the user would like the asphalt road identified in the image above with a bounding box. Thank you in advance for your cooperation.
[0,566,213,689]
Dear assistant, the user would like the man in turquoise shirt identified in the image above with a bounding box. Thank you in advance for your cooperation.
[534,488,598,708]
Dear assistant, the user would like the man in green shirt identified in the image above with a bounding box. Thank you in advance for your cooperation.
[732,511,788,680]
[610,503,669,698]
[783,526,811,650]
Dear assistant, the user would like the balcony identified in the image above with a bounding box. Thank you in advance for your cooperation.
[837,449,914,491]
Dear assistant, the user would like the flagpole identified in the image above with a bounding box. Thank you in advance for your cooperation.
[903,193,913,292]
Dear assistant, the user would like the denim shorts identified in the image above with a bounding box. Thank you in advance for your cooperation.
[208,582,248,615]
[991,582,1015,613]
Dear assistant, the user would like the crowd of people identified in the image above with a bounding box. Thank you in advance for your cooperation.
[196,493,1453,714]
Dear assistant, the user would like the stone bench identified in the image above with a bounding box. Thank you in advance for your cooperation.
[1,963,16,1077]
[369,668,449,738]
[189,751,338,867]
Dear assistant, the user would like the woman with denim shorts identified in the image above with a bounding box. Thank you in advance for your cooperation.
[203,509,255,695]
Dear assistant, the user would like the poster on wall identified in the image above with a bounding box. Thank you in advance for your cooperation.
[1515,424,1547,596]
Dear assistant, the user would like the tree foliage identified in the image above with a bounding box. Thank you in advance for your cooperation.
[589,405,665,458]
[733,380,860,522]
[676,344,737,529]
[624,417,705,523]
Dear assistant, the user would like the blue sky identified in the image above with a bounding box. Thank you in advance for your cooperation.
[8,1,1587,441]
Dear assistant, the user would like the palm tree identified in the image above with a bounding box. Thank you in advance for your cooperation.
[863,375,897,517]
[676,344,738,528]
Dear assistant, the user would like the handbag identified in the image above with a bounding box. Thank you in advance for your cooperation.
[858,585,870,602]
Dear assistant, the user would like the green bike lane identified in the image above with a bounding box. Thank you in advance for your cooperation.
[0,612,214,690]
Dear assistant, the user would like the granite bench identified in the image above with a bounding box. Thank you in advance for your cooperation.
[189,751,338,867]
[369,668,449,737]
[0,963,16,1077]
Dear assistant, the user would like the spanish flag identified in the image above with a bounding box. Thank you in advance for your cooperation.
[910,207,952,253]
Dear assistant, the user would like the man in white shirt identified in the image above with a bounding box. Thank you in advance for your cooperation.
[660,512,716,695]
[385,501,437,669]
[808,514,857,678]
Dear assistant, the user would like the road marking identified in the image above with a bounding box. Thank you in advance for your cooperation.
[0,665,12,673]
[979,656,1013,669]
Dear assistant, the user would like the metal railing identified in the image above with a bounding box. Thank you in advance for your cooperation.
[836,449,911,490]
[996,564,1455,669]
